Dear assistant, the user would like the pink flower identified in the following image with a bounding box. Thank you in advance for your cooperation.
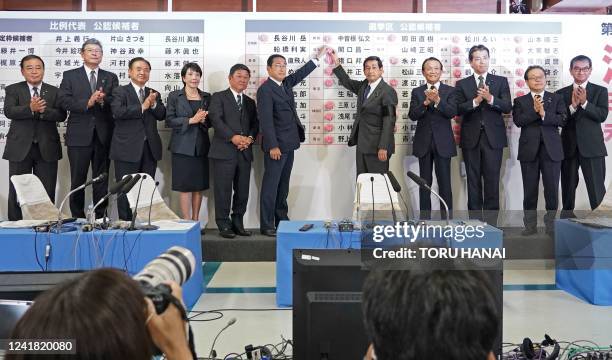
[324,135,334,144]
[516,90,525,97]
[324,124,334,132]
[453,69,462,78]
[515,79,525,88]
[324,101,335,110]
[452,46,461,55]
[389,79,398,87]
[324,79,334,87]
[324,66,334,76]
[324,113,334,121]
[452,57,461,67]
[515,68,524,77]
[389,57,398,65]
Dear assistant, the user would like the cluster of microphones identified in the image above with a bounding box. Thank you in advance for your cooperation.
[55,172,161,232]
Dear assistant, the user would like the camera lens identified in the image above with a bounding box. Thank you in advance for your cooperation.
[133,246,195,287]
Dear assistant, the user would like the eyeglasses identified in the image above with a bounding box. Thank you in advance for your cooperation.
[272,64,287,69]
[527,76,545,81]
[84,48,102,54]
[572,66,591,73]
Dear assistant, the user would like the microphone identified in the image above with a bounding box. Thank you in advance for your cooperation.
[88,175,133,225]
[386,171,411,221]
[208,318,237,359]
[407,171,450,225]
[129,175,148,231]
[381,173,398,223]
[55,172,109,232]
[366,176,376,229]
[119,174,142,196]
[139,181,160,231]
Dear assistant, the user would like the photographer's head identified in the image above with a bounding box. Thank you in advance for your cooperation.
[8,268,153,360]
[8,268,190,360]
[362,268,499,360]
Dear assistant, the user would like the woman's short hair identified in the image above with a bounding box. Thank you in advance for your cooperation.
[181,62,203,86]
[7,268,152,360]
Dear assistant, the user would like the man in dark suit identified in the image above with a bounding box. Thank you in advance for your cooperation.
[455,45,512,226]
[3,55,66,220]
[513,66,566,236]
[257,47,326,236]
[408,57,457,220]
[209,64,259,238]
[110,57,166,220]
[332,53,398,175]
[556,55,609,217]
[59,39,118,218]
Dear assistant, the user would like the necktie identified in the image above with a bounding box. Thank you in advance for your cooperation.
[430,85,435,91]
[236,94,242,112]
[139,88,145,104]
[32,86,40,143]
[477,75,484,89]
[32,86,39,97]
[90,70,97,93]
[362,84,371,103]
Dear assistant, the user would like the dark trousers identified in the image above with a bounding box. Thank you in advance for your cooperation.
[212,155,251,229]
[260,151,294,231]
[520,142,561,230]
[462,130,503,226]
[114,141,157,221]
[67,132,110,218]
[561,153,606,213]
[418,143,453,220]
[356,149,390,176]
[8,143,58,221]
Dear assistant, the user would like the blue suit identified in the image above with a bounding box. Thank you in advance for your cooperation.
[257,60,317,231]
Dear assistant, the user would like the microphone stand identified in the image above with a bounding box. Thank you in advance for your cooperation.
[139,181,160,231]
[129,175,147,231]
[382,174,398,224]
[407,171,450,226]
[364,176,377,229]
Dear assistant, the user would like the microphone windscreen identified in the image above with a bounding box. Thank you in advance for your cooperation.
[109,175,132,194]
[370,176,375,182]
[121,174,142,194]
[227,318,237,326]
[386,171,402,192]
[98,172,108,182]
[407,171,427,188]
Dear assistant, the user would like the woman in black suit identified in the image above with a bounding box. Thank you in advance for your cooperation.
[166,63,211,227]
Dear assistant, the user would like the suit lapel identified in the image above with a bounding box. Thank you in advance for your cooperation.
[485,75,495,92]
[79,66,94,95]
[362,80,383,107]
[20,82,32,102]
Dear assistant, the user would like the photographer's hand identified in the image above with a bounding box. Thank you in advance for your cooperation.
[145,282,192,360]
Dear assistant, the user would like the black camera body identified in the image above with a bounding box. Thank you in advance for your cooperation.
[140,282,174,315]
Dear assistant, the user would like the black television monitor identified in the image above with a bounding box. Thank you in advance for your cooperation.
[292,248,503,360]
[0,299,32,352]
[293,249,369,360]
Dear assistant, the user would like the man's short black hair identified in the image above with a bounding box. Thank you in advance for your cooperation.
[129,57,151,70]
[569,55,592,70]
[20,55,45,69]
[363,56,383,69]
[468,44,490,62]
[362,268,499,360]
[267,54,286,67]
[421,57,443,72]
[230,63,251,76]
[524,65,546,81]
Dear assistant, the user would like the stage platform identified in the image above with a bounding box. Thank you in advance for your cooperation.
[201,226,554,262]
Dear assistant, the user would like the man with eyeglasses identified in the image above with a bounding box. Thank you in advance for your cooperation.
[455,44,512,227]
[556,55,609,217]
[257,46,326,237]
[513,66,566,237]
[59,39,118,219]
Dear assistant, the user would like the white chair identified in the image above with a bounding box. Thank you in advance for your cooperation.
[353,173,403,223]
[124,173,180,223]
[590,183,612,216]
[10,174,67,220]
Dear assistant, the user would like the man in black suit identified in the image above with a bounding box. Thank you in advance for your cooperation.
[556,55,609,217]
[257,47,326,237]
[59,39,118,218]
[455,45,512,226]
[3,55,66,220]
[513,66,566,236]
[408,57,457,220]
[209,64,259,238]
[331,53,398,175]
[110,57,166,220]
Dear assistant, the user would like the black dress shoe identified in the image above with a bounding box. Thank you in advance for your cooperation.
[219,228,236,239]
[261,229,277,237]
[521,227,537,236]
[232,224,252,236]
